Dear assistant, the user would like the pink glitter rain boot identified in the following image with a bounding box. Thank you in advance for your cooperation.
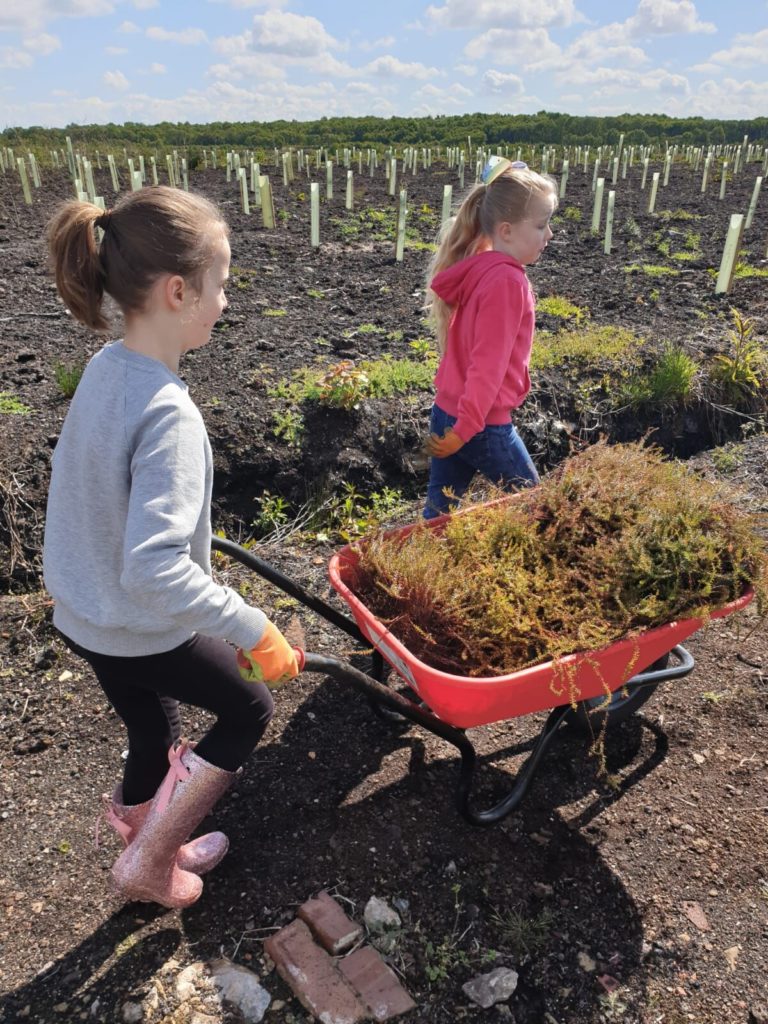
[110,742,234,909]
[103,782,229,875]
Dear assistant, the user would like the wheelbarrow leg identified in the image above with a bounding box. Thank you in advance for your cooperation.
[454,705,573,826]
[303,653,574,827]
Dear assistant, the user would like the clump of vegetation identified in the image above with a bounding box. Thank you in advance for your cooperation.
[536,296,588,323]
[624,263,680,277]
[531,325,641,370]
[0,392,32,415]
[53,360,85,399]
[732,263,768,280]
[710,308,766,408]
[349,441,766,679]
[269,354,436,407]
[657,209,701,222]
[620,344,699,407]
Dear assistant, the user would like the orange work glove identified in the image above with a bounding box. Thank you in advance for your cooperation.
[426,428,465,459]
[236,620,300,689]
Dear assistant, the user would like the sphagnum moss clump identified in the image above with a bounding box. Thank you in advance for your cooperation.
[351,442,767,678]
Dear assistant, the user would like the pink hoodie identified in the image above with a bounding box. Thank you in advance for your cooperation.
[431,250,535,443]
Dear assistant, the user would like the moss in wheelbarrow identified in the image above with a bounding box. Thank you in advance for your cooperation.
[350,440,768,679]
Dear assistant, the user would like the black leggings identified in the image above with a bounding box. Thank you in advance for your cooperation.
[63,633,274,804]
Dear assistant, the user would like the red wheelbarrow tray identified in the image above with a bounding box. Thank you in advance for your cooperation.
[328,505,754,730]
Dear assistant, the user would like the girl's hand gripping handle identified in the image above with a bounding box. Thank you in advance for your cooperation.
[426,427,465,459]
[236,620,301,689]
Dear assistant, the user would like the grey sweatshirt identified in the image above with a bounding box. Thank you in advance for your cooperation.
[43,341,266,657]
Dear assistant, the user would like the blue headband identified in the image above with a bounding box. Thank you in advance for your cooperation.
[481,157,529,185]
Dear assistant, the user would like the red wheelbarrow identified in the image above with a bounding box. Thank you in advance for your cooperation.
[212,514,752,826]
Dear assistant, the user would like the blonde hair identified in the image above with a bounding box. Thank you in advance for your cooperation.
[426,166,558,352]
[46,186,228,333]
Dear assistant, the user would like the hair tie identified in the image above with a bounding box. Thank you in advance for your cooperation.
[95,210,112,231]
[480,157,528,185]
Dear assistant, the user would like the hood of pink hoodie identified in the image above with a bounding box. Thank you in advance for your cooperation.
[430,250,525,307]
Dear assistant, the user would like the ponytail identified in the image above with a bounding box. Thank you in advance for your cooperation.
[425,184,487,353]
[47,202,108,332]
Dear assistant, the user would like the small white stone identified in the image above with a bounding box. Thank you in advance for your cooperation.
[121,1001,143,1023]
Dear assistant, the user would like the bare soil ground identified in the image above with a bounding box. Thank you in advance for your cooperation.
[1,158,767,1024]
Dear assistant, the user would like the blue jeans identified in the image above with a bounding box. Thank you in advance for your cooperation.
[424,405,539,519]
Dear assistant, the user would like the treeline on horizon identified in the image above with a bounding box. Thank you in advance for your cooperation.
[3,111,767,152]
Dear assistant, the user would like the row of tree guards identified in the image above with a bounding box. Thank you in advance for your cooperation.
[2,133,766,295]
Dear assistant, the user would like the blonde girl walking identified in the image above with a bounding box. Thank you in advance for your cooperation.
[424,158,558,518]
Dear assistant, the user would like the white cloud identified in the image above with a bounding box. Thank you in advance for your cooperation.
[417,81,473,99]
[206,54,286,80]
[103,69,129,90]
[146,26,208,45]
[148,61,165,73]
[358,35,396,52]
[706,29,768,67]
[119,20,140,33]
[0,47,34,69]
[0,1,114,33]
[455,62,477,76]
[465,27,562,68]
[688,61,720,74]
[207,0,290,7]
[426,0,581,30]
[23,32,61,55]
[363,54,441,79]
[250,10,341,56]
[131,0,158,8]
[625,0,715,38]
[105,45,128,54]
[482,69,525,94]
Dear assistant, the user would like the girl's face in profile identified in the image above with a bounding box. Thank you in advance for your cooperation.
[492,194,557,265]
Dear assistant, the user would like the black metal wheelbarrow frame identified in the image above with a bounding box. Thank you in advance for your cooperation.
[211,535,711,827]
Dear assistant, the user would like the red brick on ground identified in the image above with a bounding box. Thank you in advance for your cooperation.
[265,919,367,1024]
[298,890,363,954]
[338,946,416,1021]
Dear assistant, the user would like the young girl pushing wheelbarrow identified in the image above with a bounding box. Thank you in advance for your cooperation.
[43,187,298,909]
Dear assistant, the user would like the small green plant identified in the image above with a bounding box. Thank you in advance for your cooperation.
[316,360,370,409]
[624,263,680,277]
[54,360,85,399]
[272,408,304,446]
[409,337,437,361]
[621,345,699,407]
[732,262,768,279]
[262,308,287,317]
[422,937,470,984]
[701,690,727,704]
[491,906,553,960]
[623,215,641,238]
[710,307,766,406]
[253,491,291,535]
[711,444,742,473]
[306,288,325,299]
[312,483,407,542]
[657,209,700,222]
[0,392,31,415]
[537,296,587,323]
[562,206,582,222]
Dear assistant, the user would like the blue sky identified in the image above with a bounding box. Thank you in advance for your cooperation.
[1,1,768,129]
